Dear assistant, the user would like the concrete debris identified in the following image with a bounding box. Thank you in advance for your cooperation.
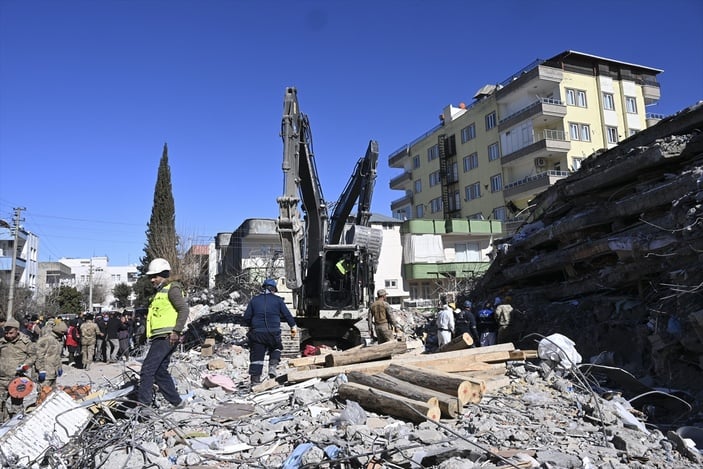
[0,317,699,468]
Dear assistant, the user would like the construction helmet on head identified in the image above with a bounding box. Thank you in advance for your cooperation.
[146,258,171,275]
[262,278,278,291]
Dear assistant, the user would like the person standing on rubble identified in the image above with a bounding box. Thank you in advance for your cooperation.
[35,320,67,388]
[454,300,479,346]
[368,289,397,344]
[136,258,189,408]
[80,313,102,369]
[477,300,498,347]
[0,316,37,422]
[243,278,298,387]
[494,296,515,344]
[436,303,455,348]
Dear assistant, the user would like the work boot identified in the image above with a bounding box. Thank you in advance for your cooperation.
[268,360,279,379]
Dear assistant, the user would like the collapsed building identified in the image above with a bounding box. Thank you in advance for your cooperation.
[475,102,703,396]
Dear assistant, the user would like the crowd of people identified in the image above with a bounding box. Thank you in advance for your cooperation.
[434,296,515,349]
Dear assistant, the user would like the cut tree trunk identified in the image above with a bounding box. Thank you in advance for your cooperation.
[325,340,408,367]
[347,371,460,418]
[337,382,441,423]
[438,333,474,352]
[384,363,485,406]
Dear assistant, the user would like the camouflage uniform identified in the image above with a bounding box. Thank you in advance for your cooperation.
[0,330,37,421]
[80,319,101,370]
[35,327,65,387]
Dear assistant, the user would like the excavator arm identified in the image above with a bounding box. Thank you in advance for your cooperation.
[328,140,379,245]
[277,87,328,291]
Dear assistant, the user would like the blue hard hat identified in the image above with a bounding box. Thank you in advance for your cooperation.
[463,300,472,308]
[263,279,278,290]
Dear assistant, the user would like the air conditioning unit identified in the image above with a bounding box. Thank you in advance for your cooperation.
[534,157,547,168]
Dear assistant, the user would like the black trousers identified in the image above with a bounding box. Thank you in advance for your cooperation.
[248,330,282,378]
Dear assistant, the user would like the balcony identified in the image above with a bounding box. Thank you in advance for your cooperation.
[639,79,661,105]
[502,129,570,164]
[498,98,566,131]
[646,112,664,127]
[389,170,413,190]
[503,170,570,199]
[388,122,444,168]
[390,191,413,212]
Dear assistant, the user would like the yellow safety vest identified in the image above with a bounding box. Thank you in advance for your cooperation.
[146,283,180,338]
[336,259,349,275]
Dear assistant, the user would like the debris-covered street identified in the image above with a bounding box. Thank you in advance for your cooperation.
[0,298,700,468]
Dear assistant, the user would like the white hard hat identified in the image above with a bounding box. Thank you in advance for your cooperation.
[146,258,171,275]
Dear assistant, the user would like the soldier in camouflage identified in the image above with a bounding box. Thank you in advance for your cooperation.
[0,316,37,422]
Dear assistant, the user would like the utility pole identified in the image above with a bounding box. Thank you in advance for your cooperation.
[5,207,25,319]
[88,258,94,313]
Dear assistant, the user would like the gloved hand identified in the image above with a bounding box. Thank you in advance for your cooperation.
[290,327,298,338]
[38,370,47,383]
[16,364,30,375]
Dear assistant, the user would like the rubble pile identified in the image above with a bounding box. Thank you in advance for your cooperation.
[476,103,703,396]
[1,327,701,468]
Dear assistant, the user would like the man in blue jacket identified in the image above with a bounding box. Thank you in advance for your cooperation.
[243,279,297,387]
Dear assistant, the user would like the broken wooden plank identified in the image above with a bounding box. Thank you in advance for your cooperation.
[337,382,441,423]
[347,371,460,418]
[384,363,485,406]
[325,340,407,367]
[437,332,474,352]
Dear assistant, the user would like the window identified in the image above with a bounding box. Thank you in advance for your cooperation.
[447,162,458,182]
[384,279,398,288]
[448,190,461,212]
[414,179,422,193]
[461,123,476,142]
[628,128,639,137]
[493,206,507,221]
[455,242,480,262]
[427,144,439,161]
[465,182,481,200]
[488,142,500,161]
[566,88,587,107]
[569,122,591,141]
[625,96,637,113]
[606,126,619,144]
[429,170,441,187]
[485,112,496,130]
[415,204,424,218]
[490,174,503,192]
[571,157,584,171]
[430,197,442,213]
[412,155,420,169]
[463,152,479,172]
[603,93,614,110]
[443,134,457,156]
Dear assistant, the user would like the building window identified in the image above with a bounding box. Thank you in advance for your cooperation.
[488,142,500,161]
[463,152,479,172]
[427,144,439,161]
[490,174,503,192]
[628,128,639,137]
[448,190,461,212]
[455,242,480,262]
[461,123,476,142]
[414,179,422,193]
[416,204,424,218]
[571,157,584,171]
[566,88,587,107]
[569,122,591,141]
[465,182,481,201]
[493,206,507,221]
[625,96,637,114]
[412,155,420,169]
[429,170,441,187]
[430,197,442,213]
[485,112,496,130]
[603,93,614,110]
[385,279,398,288]
[606,126,619,144]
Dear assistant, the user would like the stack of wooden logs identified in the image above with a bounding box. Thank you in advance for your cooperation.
[285,339,537,423]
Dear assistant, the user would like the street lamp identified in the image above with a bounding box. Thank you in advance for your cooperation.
[0,218,19,319]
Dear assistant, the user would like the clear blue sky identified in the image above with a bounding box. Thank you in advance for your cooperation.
[1,0,702,266]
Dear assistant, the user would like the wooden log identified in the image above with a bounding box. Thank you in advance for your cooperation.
[384,363,485,406]
[286,343,517,383]
[438,333,474,352]
[347,371,460,418]
[287,345,362,368]
[325,340,408,367]
[337,382,441,423]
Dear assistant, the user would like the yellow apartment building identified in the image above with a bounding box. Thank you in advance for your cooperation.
[388,50,663,231]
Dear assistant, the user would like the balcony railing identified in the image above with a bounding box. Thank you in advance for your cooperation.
[499,97,564,126]
[502,129,569,163]
[388,122,443,162]
[503,170,570,197]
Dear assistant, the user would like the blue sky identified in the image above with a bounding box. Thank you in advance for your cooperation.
[1,0,702,266]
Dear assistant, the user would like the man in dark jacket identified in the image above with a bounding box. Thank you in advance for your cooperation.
[243,279,297,387]
[454,300,479,346]
[105,312,121,362]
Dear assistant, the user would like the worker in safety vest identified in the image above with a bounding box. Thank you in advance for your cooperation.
[135,258,190,408]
